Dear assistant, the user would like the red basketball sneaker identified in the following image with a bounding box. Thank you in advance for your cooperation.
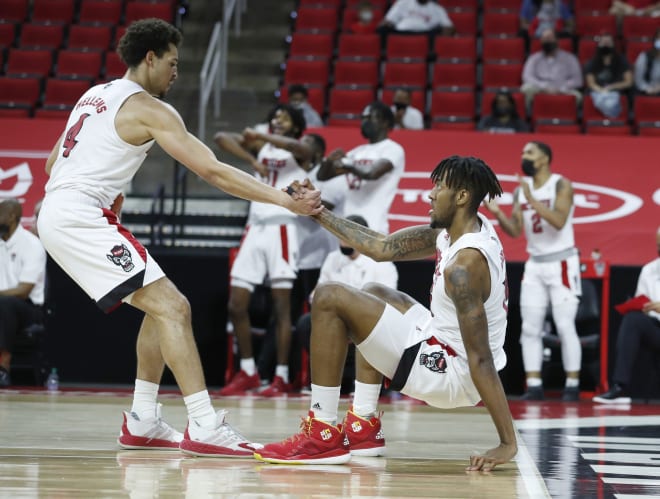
[219,370,260,396]
[259,375,292,397]
[254,411,351,464]
[343,407,386,456]
[117,403,183,450]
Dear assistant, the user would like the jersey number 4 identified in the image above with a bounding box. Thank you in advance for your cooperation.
[62,113,90,158]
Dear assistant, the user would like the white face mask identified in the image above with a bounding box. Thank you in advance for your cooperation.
[359,10,373,23]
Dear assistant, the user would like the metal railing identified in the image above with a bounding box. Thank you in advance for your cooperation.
[197,0,247,141]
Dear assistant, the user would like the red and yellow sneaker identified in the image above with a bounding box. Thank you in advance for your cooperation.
[343,407,386,456]
[254,411,351,464]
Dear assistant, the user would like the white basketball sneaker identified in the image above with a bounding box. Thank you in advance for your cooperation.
[180,410,261,457]
[118,403,183,450]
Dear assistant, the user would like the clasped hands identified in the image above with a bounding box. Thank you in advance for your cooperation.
[284,178,323,216]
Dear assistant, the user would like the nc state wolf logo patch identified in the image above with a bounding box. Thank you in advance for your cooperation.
[419,351,447,373]
[107,243,135,272]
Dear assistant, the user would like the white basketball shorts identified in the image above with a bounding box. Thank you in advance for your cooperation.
[230,223,298,289]
[38,191,165,312]
[520,252,581,308]
[357,303,481,409]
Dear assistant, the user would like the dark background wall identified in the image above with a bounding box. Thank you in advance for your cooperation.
[40,250,659,397]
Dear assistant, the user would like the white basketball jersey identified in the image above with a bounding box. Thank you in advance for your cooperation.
[429,214,508,371]
[518,173,575,257]
[46,80,153,207]
[247,142,307,224]
[343,138,405,234]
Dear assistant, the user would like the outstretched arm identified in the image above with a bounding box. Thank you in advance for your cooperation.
[483,189,523,238]
[314,207,438,262]
[445,250,517,471]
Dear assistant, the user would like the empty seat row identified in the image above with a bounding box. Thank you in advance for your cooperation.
[1,48,126,80]
[0,23,127,51]
[0,76,94,118]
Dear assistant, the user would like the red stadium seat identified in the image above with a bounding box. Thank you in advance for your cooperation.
[482,12,520,37]
[328,88,375,119]
[533,123,581,134]
[573,0,611,14]
[0,23,17,48]
[333,60,379,88]
[530,37,573,54]
[56,50,103,80]
[0,76,41,116]
[442,0,478,11]
[622,16,660,41]
[283,59,329,87]
[294,7,339,34]
[6,48,53,78]
[113,26,128,49]
[482,37,525,63]
[531,94,578,125]
[0,0,29,23]
[32,0,75,24]
[341,6,384,30]
[19,24,65,50]
[299,0,342,6]
[584,124,632,135]
[279,86,326,116]
[626,40,652,65]
[431,63,476,91]
[481,63,523,91]
[430,91,475,126]
[583,93,629,125]
[483,0,520,12]
[480,90,526,120]
[382,62,428,90]
[634,96,660,135]
[103,51,127,80]
[79,1,123,25]
[37,78,91,118]
[288,33,334,60]
[578,39,598,64]
[450,11,478,35]
[380,89,426,114]
[576,16,617,38]
[346,0,388,7]
[68,25,113,52]
[337,34,381,61]
[385,34,429,62]
[433,36,477,63]
[124,2,174,24]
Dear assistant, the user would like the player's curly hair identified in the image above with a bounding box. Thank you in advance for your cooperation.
[431,156,503,212]
[267,103,307,138]
[118,18,182,68]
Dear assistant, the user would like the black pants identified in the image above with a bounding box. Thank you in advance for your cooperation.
[0,296,43,351]
[613,311,660,387]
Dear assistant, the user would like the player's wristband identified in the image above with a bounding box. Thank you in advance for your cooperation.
[285,185,295,196]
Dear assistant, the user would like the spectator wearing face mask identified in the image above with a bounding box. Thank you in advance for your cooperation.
[478,91,529,133]
[634,28,660,96]
[521,28,583,109]
[378,0,454,36]
[287,84,324,128]
[391,88,425,130]
[584,33,633,118]
[520,0,575,39]
[349,1,380,34]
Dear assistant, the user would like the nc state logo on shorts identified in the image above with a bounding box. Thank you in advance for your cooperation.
[107,243,135,272]
[419,351,447,373]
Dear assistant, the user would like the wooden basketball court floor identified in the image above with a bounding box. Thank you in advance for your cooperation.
[1,388,659,498]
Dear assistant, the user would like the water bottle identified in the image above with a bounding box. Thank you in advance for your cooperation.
[46,368,59,392]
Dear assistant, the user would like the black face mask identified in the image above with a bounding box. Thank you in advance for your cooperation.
[494,106,511,117]
[598,46,613,57]
[360,120,378,140]
[0,224,10,239]
[521,159,536,176]
[393,102,408,111]
[340,246,355,257]
[541,42,557,55]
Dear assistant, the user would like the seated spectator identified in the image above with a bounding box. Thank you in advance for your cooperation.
[634,28,660,96]
[593,226,660,404]
[287,84,323,128]
[0,199,47,387]
[521,28,583,108]
[349,1,380,34]
[378,0,454,36]
[391,88,425,129]
[520,0,575,38]
[584,32,633,118]
[610,0,660,18]
[477,91,530,133]
[292,214,399,392]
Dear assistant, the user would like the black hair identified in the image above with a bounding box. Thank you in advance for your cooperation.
[305,133,326,160]
[117,18,182,68]
[288,84,308,98]
[530,141,553,164]
[491,90,520,119]
[267,103,307,138]
[365,100,395,130]
[346,214,369,228]
[430,156,503,212]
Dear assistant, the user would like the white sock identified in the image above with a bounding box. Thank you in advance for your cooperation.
[310,384,341,424]
[275,364,289,383]
[565,377,579,388]
[526,377,543,388]
[240,358,256,376]
[352,381,381,417]
[183,390,217,430]
[131,379,159,420]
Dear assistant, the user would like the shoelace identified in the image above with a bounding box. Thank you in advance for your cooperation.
[283,415,313,445]
[216,410,250,443]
